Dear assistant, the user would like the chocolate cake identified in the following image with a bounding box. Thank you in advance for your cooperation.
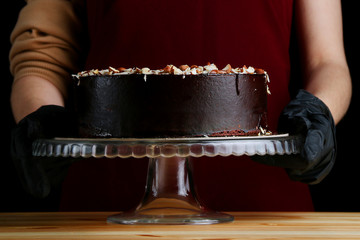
[73,64,270,138]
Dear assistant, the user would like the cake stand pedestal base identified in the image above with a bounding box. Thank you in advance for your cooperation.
[107,156,234,225]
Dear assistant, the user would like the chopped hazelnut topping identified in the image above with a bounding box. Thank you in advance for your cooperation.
[179,65,190,71]
[255,68,264,74]
[73,63,270,96]
[74,63,267,77]
[171,66,183,75]
[222,64,232,73]
[163,65,172,73]
[141,67,151,74]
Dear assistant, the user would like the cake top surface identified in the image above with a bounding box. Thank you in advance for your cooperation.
[74,63,268,78]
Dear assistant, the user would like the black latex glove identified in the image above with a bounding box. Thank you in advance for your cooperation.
[11,105,78,198]
[252,90,336,184]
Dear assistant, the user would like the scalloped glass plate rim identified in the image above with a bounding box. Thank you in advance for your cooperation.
[33,133,303,158]
[52,133,290,144]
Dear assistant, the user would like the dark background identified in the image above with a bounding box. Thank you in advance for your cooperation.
[1,1,359,212]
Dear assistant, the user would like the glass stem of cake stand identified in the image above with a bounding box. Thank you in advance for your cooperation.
[107,156,234,225]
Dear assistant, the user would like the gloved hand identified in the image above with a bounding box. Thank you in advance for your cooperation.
[252,90,336,184]
[11,105,79,198]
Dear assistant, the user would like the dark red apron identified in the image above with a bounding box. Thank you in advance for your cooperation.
[61,0,313,211]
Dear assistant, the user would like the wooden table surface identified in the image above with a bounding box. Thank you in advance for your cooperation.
[1,212,360,239]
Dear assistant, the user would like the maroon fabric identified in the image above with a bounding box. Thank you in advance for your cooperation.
[60,0,314,211]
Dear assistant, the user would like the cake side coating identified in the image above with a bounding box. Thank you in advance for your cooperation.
[74,64,270,138]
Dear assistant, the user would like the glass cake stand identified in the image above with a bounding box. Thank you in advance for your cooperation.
[33,134,303,225]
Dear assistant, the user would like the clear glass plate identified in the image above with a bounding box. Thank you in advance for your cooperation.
[32,134,302,158]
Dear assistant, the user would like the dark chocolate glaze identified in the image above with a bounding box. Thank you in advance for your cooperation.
[74,74,268,138]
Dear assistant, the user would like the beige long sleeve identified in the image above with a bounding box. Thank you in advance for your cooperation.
[9,0,87,98]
